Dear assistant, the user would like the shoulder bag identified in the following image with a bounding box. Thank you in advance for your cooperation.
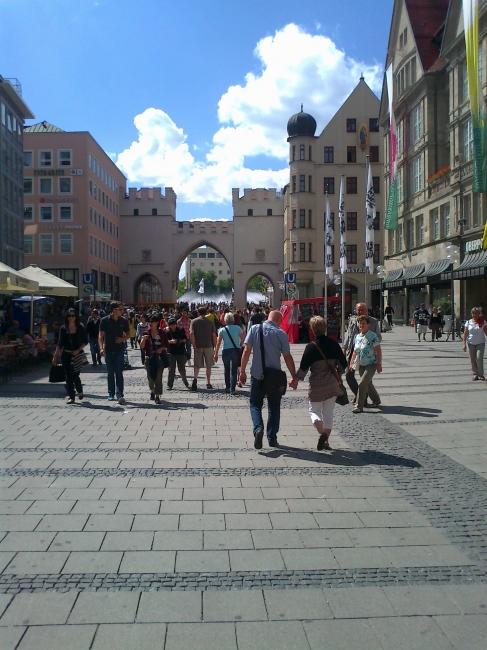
[69,330,89,373]
[259,323,287,399]
[224,326,243,365]
[312,341,349,406]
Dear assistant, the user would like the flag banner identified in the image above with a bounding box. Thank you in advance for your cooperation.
[385,64,398,229]
[325,194,334,281]
[365,164,375,274]
[338,176,347,273]
[198,279,205,294]
[463,0,487,192]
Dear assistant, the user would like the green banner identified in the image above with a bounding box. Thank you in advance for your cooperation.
[384,180,398,230]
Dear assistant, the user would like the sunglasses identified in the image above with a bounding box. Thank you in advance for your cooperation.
[67,314,76,318]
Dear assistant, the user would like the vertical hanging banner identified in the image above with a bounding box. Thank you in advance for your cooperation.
[463,0,486,192]
[365,163,376,274]
[325,194,334,281]
[385,64,398,229]
[338,176,347,273]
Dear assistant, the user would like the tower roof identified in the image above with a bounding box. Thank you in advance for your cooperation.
[24,121,65,133]
[287,104,317,138]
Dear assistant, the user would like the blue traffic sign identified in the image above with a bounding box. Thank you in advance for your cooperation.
[285,273,296,283]
[82,274,93,284]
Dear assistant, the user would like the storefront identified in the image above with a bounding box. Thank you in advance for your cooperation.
[454,240,487,316]
[409,259,452,312]
[403,264,425,322]
[384,269,404,324]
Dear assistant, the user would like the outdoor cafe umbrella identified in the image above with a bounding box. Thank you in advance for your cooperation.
[0,262,39,294]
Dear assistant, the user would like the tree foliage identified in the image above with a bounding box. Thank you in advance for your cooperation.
[218,278,233,293]
[189,270,218,293]
[247,275,268,293]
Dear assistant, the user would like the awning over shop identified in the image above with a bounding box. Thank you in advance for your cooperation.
[18,264,78,296]
[384,268,403,288]
[0,262,39,294]
[410,259,452,285]
[453,250,487,279]
[369,282,382,290]
[402,264,425,283]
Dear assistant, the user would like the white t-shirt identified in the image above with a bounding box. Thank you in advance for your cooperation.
[465,319,486,345]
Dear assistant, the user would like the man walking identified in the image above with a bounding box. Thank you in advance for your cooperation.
[86,309,102,365]
[342,302,382,404]
[239,310,297,449]
[413,303,430,341]
[177,308,192,364]
[189,307,217,391]
[166,317,189,389]
[249,306,266,327]
[99,301,130,404]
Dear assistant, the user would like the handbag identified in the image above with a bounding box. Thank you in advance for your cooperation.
[71,351,89,373]
[224,326,243,365]
[312,341,349,406]
[259,323,287,399]
[49,364,65,383]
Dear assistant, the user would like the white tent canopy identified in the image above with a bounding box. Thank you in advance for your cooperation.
[0,262,39,294]
[18,264,78,297]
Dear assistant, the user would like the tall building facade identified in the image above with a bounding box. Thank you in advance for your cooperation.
[185,246,231,288]
[0,76,34,269]
[23,123,126,300]
[283,79,384,312]
[380,0,487,323]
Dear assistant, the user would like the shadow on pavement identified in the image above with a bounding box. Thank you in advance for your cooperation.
[261,444,421,468]
[379,405,442,418]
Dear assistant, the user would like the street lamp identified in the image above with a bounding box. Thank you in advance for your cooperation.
[375,265,387,331]
[445,243,460,341]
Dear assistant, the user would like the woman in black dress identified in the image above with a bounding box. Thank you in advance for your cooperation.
[52,309,88,404]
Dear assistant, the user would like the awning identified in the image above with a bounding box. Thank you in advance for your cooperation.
[0,262,39,294]
[453,250,487,279]
[369,282,382,290]
[402,264,425,283]
[384,268,403,288]
[18,264,78,296]
[410,259,452,285]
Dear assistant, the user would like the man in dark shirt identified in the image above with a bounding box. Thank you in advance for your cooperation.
[413,303,430,342]
[99,301,129,404]
[166,317,188,389]
[249,307,266,327]
[86,309,102,365]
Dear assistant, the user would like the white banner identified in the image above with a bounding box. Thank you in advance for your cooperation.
[325,194,334,281]
[365,163,375,274]
[338,176,347,273]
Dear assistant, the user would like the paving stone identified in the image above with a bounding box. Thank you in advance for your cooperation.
[326,498,375,512]
[16,624,96,650]
[439,584,487,614]
[434,615,487,650]
[261,487,303,500]
[0,551,16,572]
[286,498,332,513]
[225,514,271,530]
[229,549,285,572]
[91,623,166,650]
[331,547,393,568]
[165,622,237,650]
[357,511,415,528]
[142,489,183,500]
[175,550,229,572]
[313,513,365,529]
[101,531,153,551]
[35,515,89,532]
[251,529,304,549]
[323,586,397,618]
[131,515,179,531]
[17,488,63,501]
[223,487,263,500]
[203,499,245,513]
[281,548,339,570]
[26,500,75,514]
[304,619,383,650]
[345,528,402,547]
[0,593,12,617]
[203,590,266,621]
[0,592,78,625]
[69,591,140,624]
[236,621,310,650]
[269,513,319,529]
[264,588,333,620]
[383,585,461,616]
[179,514,225,530]
[0,515,43,531]
[204,530,253,550]
[137,591,202,623]
[183,488,222,500]
[62,551,122,573]
[153,531,203,551]
[370,615,455,650]
[0,501,32,515]
[0,531,56,551]
[382,545,455,568]
[119,550,176,573]
[116,500,160,514]
[244,499,289,513]
[0,626,26,650]
[84,514,134,531]
[6,551,69,574]
[59,488,103,500]
[100,488,143,500]
[298,529,353,548]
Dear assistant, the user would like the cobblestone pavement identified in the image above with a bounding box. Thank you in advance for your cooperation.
[0,329,486,649]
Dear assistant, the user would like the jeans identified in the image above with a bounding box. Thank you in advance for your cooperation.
[222,348,240,391]
[168,354,187,387]
[89,337,101,364]
[357,364,381,409]
[468,342,485,376]
[249,376,282,441]
[185,338,192,360]
[105,349,124,398]
[61,352,82,400]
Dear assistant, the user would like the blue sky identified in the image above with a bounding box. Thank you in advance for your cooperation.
[1,0,393,222]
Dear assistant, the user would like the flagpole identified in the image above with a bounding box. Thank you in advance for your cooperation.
[324,192,328,320]
[365,155,369,307]
[339,174,346,343]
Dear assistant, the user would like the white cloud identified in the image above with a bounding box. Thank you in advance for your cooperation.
[116,23,382,205]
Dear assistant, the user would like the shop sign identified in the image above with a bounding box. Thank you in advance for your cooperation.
[34,169,65,176]
[39,197,77,203]
[464,238,483,254]
[46,225,82,230]
[333,267,368,273]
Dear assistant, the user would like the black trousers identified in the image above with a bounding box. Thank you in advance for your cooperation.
[61,352,82,399]
[168,354,187,387]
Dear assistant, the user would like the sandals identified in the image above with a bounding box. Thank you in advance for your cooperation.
[473,376,479,381]
[352,406,363,414]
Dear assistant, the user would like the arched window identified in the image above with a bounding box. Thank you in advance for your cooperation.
[135,274,162,303]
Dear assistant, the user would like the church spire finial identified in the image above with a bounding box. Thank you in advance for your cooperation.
[301,103,303,112]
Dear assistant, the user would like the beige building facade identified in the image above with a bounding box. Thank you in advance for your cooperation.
[185,246,231,288]
[283,79,384,313]
[23,123,126,300]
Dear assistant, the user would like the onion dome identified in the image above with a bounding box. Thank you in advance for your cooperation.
[287,104,317,137]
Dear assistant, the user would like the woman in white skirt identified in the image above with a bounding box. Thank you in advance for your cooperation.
[290,316,347,451]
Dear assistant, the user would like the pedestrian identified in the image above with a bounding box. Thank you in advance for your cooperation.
[128,311,138,349]
[177,308,192,364]
[166,317,189,389]
[98,301,130,404]
[86,309,102,365]
[430,307,442,341]
[52,309,88,404]
[239,310,297,449]
[136,314,150,365]
[413,303,430,341]
[384,303,394,328]
[349,315,382,413]
[249,306,266,327]
[140,315,169,403]
[289,316,347,450]
[206,307,220,331]
[462,307,487,380]
[342,303,381,404]
[189,307,217,391]
[214,313,245,394]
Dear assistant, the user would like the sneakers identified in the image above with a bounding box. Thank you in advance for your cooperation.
[154,396,161,404]
[268,439,278,448]
[118,397,126,405]
[191,379,197,391]
[66,397,75,404]
[107,395,115,401]
[254,430,264,450]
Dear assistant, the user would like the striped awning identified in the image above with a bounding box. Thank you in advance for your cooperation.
[402,264,425,282]
[384,268,403,288]
[409,259,452,285]
[453,250,487,279]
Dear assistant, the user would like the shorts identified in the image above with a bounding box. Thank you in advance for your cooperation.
[417,324,428,335]
[308,397,337,429]
[194,347,215,369]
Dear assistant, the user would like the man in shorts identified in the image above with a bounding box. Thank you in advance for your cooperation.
[190,307,217,391]
[413,303,430,342]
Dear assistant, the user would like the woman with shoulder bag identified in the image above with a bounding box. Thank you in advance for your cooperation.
[52,309,88,404]
[289,316,347,451]
[140,314,169,404]
[214,313,245,394]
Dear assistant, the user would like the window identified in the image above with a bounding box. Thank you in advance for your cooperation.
[373,177,381,194]
[207,253,215,258]
[346,177,357,194]
[347,212,357,230]
[292,176,296,192]
[442,203,451,237]
[347,146,356,163]
[23,151,33,167]
[292,243,297,261]
[292,145,296,161]
[24,178,33,194]
[90,207,93,223]
[308,243,312,261]
[89,180,92,196]
[412,104,422,142]
[369,118,379,132]
[416,214,424,245]
[89,153,92,170]
[247,209,253,216]
[308,175,312,193]
[216,253,223,258]
[40,178,52,194]
[300,242,306,261]
[219,262,222,266]
[190,252,197,258]
[292,209,297,228]
[431,208,439,241]
[59,233,73,254]
[198,252,206,258]
[90,235,93,255]
[300,144,305,160]
[324,177,335,194]
[24,234,34,255]
[388,230,395,255]
[347,118,356,132]
[40,233,53,254]
[23,206,33,221]
[346,244,357,264]
[463,194,472,229]
[397,121,403,155]
[133,208,139,216]
[59,177,72,193]
[151,208,157,216]
[464,120,473,162]
[373,212,380,230]
[39,151,52,167]
[406,220,414,249]
[473,193,481,227]
[397,168,403,203]
[267,208,272,215]
[324,146,334,163]
[59,150,71,166]
[210,262,214,266]
[369,146,379,163]
[299,175,305,192]
[374,244,380,264]
[412,156,423,193]
[399,224,403,251]
[40,205,53,221]
[308,210,312,228]
[299,209,306,228]
[309,146,312,161]
[462,60,469,102]
[59,205,72,221]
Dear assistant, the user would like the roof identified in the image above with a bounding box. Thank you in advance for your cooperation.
[405,0,449,71]
[24,121,65,133]
[0,77,35,120]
